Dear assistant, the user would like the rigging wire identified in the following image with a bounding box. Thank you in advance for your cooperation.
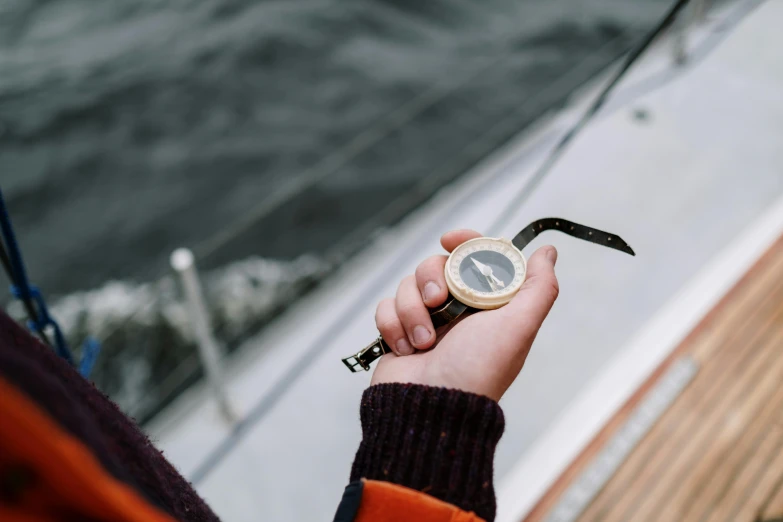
[0,238,14,288]
[488,0,693,234]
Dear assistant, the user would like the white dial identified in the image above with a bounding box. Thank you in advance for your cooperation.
[444,236,527,310]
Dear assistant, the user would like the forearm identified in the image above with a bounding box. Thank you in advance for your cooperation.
[350,383,505,521]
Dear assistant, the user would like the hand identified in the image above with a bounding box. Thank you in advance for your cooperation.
[372,229,559,401]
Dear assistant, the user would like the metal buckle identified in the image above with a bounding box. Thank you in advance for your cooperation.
[342,336,387,373]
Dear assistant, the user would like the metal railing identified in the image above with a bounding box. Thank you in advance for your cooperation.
[170,248,237,424]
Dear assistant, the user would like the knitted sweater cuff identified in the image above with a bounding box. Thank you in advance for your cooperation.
[350,383,505,522]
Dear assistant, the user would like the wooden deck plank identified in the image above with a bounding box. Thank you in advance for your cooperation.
[719,428,783,522]
[525,236,783,522]
[673,354,783,521]
[737,446,783,522]
[524,242,783,522]
[707,425,783,522]
[578,240,783,522]
[601,327,783,522]
[761,475,783,520]
[580,286,783,521]
[689,257,783,363]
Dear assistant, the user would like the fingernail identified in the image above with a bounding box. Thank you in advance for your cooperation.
[422,281,440,302]
[546,247,558,265]
[412,325,431,345]
[396,338,413,355]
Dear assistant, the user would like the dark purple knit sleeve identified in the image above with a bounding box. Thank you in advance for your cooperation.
[0,311,220,522]
[350,382,505,521]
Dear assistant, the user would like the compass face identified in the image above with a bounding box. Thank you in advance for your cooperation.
[444,237,527,310]
[458,250,515,292]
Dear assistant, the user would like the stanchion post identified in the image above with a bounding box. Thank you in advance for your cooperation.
[170,248,237,424]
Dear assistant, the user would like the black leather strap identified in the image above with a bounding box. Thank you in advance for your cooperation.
[512,218,635,256]
[429,297,470,329]
[341,298,470,372]
[342,336,392,372]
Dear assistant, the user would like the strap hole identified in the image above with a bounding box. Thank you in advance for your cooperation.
[588,231,593,235]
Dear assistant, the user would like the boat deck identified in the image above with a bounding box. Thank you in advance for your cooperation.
[526,234,783,522]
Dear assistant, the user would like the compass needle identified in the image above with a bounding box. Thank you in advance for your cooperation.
[470,257,499,291]
[471,258,487,273]
[484,266,505,288]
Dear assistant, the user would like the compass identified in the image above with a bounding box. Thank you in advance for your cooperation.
[445,236,526,310]
[342,218,634,372]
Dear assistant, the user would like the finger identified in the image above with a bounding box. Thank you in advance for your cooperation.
[502,245,559,342]
[440,229,483,253]
[395,275,435,350]
[375,298,413,355]
[415,255,449,307]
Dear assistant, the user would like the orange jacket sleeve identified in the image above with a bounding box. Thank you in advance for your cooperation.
[0,311,219,521]
[0,375,176,522]
[335,480,486,522]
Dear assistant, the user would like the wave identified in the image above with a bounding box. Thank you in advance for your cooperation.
[7,254,332,419]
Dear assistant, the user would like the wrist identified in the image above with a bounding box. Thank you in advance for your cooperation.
[371,358,505,401]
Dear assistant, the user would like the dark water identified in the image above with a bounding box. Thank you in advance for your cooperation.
[0,0,671,420]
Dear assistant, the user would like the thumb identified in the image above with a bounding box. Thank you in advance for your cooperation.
[501,245,559,341]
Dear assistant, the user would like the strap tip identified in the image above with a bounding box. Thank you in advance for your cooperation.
[614,237,635,256]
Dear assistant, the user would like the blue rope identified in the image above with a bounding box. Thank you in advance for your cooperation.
[78,337,101,378]
[0,187,100,377]
[9,284,74,364]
